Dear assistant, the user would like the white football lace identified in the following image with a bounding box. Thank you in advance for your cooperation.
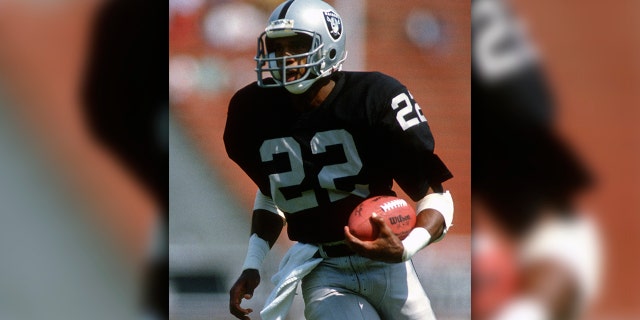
[380,199,408,212]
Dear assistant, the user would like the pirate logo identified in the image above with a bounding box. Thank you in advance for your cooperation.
[323,10,342,41]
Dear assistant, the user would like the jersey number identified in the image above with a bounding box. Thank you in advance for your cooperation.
[392,92,427,131]
[473,0,537,81]
[259,129,369,213]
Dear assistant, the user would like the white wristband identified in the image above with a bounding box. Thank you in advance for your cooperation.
[401,227,432,261]
[415,191,454,230]
[242,234,271,271]
[416,191,454,244]
[493,297,549,320]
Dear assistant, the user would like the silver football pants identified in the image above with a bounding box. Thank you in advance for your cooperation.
[301,255,437,320]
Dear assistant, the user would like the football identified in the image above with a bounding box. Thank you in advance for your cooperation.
[348,196,417,241]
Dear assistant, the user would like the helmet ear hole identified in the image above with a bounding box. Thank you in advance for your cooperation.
[329,48,337,60]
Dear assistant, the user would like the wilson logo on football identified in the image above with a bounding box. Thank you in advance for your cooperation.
[389,214,412,225]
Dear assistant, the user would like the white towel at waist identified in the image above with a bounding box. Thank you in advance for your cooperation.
[260,243,322,320]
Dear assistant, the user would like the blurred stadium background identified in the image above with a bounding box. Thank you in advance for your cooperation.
[471,0,640,319]
[501,1,640,319]
[169,0,471,319]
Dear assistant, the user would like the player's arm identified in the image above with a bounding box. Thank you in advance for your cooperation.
[492,215,601,320]
[346,85,454,262]
[229,191,285,320]
[401,183,454,260]
[345,184,454,263]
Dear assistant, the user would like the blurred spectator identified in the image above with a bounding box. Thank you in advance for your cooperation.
[471,0,602,319]
[83,0,168,318]
[0,0,166,319]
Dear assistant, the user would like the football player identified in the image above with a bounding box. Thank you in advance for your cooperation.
[224,0,454,319]
[471,0,601,319]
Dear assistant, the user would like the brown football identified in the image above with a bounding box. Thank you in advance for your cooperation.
[348,196,416,241]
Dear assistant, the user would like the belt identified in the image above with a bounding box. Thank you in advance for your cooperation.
[313,242,355,258]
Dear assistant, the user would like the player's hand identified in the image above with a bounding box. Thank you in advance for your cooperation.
[344,213,405,263]
[229,269,260,319]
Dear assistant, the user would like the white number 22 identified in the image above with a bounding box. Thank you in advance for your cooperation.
[391,92,427,131]
[259,129,369,213]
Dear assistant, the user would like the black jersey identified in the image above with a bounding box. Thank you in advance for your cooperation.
[224,71,452,243]
[472,0,591,235]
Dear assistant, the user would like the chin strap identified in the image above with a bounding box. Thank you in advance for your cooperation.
[284,55,345,94]
[285,77,319,94]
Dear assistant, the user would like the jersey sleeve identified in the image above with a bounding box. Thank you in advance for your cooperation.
[223,85,273,197]
[370,76,453,201]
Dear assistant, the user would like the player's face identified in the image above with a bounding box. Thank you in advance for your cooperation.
[266,34,312,82]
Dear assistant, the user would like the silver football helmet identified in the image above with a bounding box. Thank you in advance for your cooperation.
[255,0,347,94]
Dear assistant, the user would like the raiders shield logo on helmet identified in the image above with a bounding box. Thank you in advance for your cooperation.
[323,10,342,41]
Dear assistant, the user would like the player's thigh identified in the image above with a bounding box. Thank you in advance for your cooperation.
[302,284,381,320]
[377,261,437,320]
[302,259,380,320]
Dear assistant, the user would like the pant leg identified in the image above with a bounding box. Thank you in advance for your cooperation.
[372,259,437,320]
[301,257,381,320]
[302,285,382,320]
[301,256,436,320]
